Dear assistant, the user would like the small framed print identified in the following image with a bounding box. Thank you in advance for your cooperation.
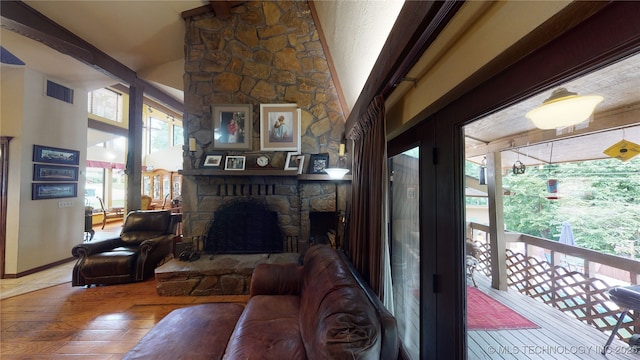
[309,153,330,174]
[32,182,77,200]
[212,104,252,150]
[201,153,224,168]
[33,164,79,181]
[260,104,301,151]
[33,145,80,165]
[284,152,301,170]
[224,155,246,170]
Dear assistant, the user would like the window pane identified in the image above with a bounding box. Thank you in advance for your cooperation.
[390,147,420,359]
[85,167,104,212]
[88,88,121,122]
[173,124,183,147]
[149,117,169,152]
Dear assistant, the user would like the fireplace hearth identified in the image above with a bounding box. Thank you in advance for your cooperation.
[205,199,284,254]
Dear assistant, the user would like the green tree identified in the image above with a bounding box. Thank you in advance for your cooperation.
[501,158,640,258]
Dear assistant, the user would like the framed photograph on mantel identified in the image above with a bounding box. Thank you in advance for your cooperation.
[212,104,252,150]
[309,153,330,174]
[260,104,301,152]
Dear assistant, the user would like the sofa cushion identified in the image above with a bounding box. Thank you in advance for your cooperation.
[79,248,137,278]
[224,295,306,360]
[300,245,381,359]
[123,303,244,360]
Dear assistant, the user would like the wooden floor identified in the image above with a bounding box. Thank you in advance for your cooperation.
[1,221,249,359]
[0,275,248,359]
[468,275,638,359]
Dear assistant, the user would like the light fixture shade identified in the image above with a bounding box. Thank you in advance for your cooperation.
[525,88,603,130]
[324,168,349,179]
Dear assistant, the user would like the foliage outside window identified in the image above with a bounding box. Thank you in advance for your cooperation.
[502,158,640,259]
[88,88,122,122]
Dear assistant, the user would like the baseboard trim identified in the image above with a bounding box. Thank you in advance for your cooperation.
[2,257,75,279]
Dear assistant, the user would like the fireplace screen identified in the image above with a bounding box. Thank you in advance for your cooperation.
[205,200,284,254]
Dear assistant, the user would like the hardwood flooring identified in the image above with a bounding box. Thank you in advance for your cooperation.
[1,221,249,359]
[1,278,249,359]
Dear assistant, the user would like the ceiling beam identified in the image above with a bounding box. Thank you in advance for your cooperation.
[1,1,181,111]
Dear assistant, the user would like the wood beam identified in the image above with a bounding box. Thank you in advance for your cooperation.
[1,0,182,110]
[486,152,508,290]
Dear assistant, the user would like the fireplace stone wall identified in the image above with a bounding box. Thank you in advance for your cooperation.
[180,1,349,252]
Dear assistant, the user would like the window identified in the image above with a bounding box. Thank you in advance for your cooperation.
[143,110,183,155]
[88,88,122,122]
[173,124,184,147]
[389,147,420,359]
[149,117,170,152]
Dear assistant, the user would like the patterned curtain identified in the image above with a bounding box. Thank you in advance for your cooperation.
[347,95,387,296]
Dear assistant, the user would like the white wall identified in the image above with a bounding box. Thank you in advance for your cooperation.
[1,67,88,274]
[313,0,404,110]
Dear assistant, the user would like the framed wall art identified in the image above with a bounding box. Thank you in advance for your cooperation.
[33,164,79,181]
[32,182,77,200]
[309,153,330,174]
[212,104,252,150]
[260,104,301,151]
[33,145,80,165]
[224,155,246,170]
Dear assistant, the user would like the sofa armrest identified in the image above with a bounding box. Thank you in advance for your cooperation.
[249,263,303,296]
[71,237,123,258]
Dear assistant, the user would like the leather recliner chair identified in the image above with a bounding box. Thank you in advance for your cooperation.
[72,210,176,286]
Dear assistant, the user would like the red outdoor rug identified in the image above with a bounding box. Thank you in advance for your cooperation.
[467,286,539,330]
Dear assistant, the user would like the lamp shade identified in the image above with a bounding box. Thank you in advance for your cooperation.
[324,168,349,179]
[525,88,603,130]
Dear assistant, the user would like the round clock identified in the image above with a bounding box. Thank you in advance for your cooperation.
[257,155,269,167]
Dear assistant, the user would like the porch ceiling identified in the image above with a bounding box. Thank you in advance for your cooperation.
[465,52,640,169]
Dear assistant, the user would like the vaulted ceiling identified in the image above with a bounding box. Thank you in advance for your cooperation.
[2,1,639,168]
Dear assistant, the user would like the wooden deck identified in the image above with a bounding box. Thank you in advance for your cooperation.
[468,274,638,359]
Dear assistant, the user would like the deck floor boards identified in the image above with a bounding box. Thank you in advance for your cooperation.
[468,274,638,359]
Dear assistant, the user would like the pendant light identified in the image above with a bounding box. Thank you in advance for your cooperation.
[525,88,603,130]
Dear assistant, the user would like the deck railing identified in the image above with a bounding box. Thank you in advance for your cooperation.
[468,222,639,341]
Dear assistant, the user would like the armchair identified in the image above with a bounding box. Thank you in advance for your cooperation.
[72,210,176,286]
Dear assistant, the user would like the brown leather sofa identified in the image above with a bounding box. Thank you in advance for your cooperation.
[72,210,175,286]
[124,244,399,359]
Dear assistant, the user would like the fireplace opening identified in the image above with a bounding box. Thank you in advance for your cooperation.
[309,211,337,247]
[205,199,284,254]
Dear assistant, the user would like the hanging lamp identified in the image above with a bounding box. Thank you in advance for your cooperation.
[525,88,603,130]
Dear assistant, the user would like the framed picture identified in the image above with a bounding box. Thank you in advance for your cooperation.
[296,155,305,174]
[284,152,301,170]
[32,182,77,200]
[212,104,252,150]
[224,155,246,170]
[33,145,80,165]
[309,153,330,174]
[260,104,301,151]
[201,152,225,168]
[33,164,79,181]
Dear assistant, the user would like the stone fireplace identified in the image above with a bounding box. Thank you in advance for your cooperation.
[179,2,351,255]
[205,199,283,254]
